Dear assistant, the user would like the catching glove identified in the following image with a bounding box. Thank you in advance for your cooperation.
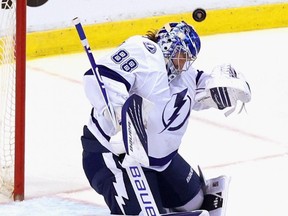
[195,64,251,116]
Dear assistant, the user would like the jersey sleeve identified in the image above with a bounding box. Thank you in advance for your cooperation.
[83,68,128,114]
[192,69,213,110]
[179,67,212,111]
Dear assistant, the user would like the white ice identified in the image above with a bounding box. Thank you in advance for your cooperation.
[0,27,288,215]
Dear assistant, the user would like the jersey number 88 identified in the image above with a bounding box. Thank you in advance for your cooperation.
[111,49,138,72]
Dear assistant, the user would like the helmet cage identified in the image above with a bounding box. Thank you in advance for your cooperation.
[166,37,197,82]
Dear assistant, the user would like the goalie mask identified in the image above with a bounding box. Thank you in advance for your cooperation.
[156,21,201,82]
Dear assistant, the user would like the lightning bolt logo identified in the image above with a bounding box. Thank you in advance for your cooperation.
[102,153,128,215]
[113,179,128,214]
[161,89,191,132]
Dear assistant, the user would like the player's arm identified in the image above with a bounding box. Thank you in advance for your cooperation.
[194,64,251,115]
[83,68,129,135]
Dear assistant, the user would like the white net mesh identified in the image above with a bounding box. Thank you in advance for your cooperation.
[0,0,16,199]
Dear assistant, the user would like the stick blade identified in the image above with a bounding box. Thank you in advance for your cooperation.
[161,210,209,216]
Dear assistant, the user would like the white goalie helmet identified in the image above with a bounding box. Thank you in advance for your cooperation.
[156,21,201,82]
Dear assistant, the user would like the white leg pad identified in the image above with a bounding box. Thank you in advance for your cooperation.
[198,166,231,216]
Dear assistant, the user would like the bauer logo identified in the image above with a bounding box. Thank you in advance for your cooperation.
[129,166,158,216]
[186,167,194,183]
[128,120,133,153]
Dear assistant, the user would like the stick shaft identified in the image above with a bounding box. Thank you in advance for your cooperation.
[73,17,117,128]
[122,155,160,216]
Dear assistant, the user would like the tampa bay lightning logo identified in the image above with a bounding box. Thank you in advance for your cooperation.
[161,89,191,132]
[143,42,157,54]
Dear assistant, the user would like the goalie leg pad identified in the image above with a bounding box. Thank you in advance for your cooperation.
[198,166,231,216]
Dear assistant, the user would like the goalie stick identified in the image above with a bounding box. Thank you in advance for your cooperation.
[72,17,118,130]
[162,212,208,216]
[121,94,159,216]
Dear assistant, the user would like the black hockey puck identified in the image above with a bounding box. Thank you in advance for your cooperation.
[27,0,49,7]
[192,8,206,22]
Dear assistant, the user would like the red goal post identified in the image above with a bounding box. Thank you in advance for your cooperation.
[0,0,26,201]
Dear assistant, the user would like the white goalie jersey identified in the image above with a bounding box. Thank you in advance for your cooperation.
[83,35,251,171]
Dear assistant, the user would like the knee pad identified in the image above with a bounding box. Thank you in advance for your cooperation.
[173,188,204,212]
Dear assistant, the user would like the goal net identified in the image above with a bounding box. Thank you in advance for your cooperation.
[0,0,26,201]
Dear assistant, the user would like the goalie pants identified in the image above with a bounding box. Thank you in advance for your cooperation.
[81,125,204,215]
